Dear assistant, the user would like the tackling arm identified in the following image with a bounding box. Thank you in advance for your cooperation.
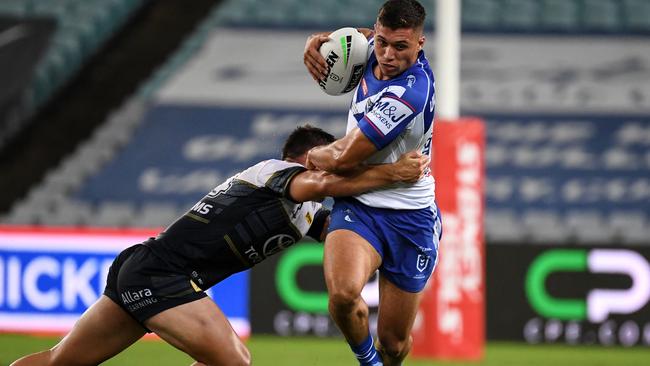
[289,151,427,203]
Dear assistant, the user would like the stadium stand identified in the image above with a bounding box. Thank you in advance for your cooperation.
[624,0,650,32]
[582,0,623,32]
[0,0,147,150]
[499,0,540,31]
[207,0,650,34]
[521,210,570,244]
[1,0,649,246]
[539,0,581,32]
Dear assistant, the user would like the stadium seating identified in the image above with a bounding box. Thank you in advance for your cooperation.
[539,0,581,31]
[623,0,650,32]
[0,0,146,139]
[461,0,500,31]
[206,0,650,34]
[485,209,526,243]
[500,0,540,31]
[521,210,569,244]
[581,0,623,32]
[609,210,650,244]
[3,98,150,227]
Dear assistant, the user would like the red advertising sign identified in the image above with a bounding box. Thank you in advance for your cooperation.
[411,118,485,360]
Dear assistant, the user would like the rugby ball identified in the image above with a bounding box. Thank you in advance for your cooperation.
[317,27,369,96]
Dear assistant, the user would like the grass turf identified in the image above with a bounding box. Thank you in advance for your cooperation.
[1,334,649,366]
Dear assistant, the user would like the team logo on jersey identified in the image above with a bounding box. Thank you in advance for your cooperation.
[263,234,296,257]
[365,96,414,136]
[416,254,430,273]
[207,180,233,198]
[406,75,416,88]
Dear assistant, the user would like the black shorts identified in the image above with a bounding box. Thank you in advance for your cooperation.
[103,244,207,329]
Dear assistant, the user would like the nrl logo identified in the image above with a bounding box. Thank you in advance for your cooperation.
[406,75,416,88]
[416,254,430,273]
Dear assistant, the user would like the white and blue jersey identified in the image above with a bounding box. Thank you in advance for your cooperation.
[347,37,436,210]
[329,37,441,293]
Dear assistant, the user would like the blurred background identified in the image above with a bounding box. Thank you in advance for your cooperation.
[0,0,649,364]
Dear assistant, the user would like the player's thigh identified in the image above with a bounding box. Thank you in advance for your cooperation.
[323,229,381,295]
[376,275,423,341]
[51,295,146,365]
[145,296,250,366]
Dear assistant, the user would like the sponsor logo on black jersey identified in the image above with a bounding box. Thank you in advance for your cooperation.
[121,288,159,312]
[191,201,213,215]
[121,288,153,304]
[263,234,296,257]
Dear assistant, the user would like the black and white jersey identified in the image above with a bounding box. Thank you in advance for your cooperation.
[145,159,326,290]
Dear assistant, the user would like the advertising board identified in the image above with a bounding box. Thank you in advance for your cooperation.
[487,244,650,346]
[250,242,379,337]
[0,226,249,336]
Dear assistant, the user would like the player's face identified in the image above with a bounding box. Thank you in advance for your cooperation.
[373,23,425,80]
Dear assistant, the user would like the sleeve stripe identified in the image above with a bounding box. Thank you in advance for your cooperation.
[384,94,416,112]
[281,168,304,201]
[363,115,385,137]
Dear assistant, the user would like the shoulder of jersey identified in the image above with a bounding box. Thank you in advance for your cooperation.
[261,159,303,170]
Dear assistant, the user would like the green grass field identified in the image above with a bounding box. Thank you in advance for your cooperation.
[1,334,649,366]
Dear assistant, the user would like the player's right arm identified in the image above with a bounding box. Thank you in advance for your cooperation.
[303,32,330,82]
[288,151,428,203]
[303,28,373,82]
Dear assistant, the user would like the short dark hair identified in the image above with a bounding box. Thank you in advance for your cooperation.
[377,0,426,30]
[281,125,335,160]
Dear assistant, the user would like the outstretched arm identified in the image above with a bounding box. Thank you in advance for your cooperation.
[289,151,428,203]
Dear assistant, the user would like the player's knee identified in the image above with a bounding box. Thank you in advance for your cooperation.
[230,356,252,366]
[239,344,252,366]
[48,347,75,366]
[203,350,250,366]
[223,344,251,366]
[49,349,87,366]
[228,341,252,366]
[328,287,363,314]
[10,350,53,366]
[377,333,412,360]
